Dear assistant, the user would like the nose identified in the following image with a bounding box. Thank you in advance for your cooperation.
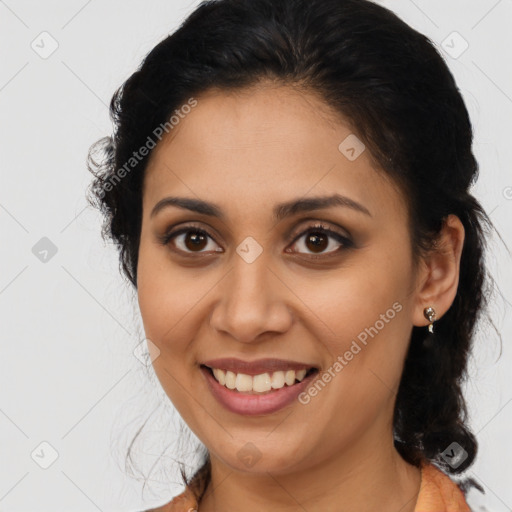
[209,253,294,344]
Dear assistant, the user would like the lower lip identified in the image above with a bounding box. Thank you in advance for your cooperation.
[200,366,318,416]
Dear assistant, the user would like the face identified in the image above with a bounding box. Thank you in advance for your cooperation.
[137,83,422,475]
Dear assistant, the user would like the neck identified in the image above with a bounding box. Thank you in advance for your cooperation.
[197,429,422,512]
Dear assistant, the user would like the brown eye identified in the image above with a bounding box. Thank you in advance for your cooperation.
[158,222,353,259]
[183,230,209,251]
[286,224,353,257]
[304,231,329,253]
[160,226,222,255]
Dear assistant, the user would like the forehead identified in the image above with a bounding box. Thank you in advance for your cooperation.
[143,84,407,223]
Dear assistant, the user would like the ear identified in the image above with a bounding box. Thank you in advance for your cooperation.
[412,214,465,328]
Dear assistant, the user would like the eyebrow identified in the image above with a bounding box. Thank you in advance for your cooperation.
[150,193,372,220]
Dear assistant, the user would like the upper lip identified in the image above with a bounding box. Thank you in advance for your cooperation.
[201,357,319,376]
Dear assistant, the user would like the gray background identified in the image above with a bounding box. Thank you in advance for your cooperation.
[1,0,511,510]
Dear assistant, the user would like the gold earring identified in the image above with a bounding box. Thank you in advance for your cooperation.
[423,306,436,333]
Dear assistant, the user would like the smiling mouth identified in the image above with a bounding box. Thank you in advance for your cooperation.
[201,364,318,394]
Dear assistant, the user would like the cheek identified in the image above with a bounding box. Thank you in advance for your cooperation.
[136,247,201,412]
[303,255,410,344]
[301,249,413,401]
[137,242,208,345]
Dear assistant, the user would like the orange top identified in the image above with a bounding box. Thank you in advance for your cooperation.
[146,462,470,512]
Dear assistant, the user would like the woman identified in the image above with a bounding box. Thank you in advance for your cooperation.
[87,0,497,510]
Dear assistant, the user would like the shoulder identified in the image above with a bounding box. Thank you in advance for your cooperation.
[144,486,198,512]
[415,462,471,511]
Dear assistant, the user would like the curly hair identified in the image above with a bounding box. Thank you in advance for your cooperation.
[87,0,500,504]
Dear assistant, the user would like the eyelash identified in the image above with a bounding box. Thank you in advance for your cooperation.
[157,222,354,259]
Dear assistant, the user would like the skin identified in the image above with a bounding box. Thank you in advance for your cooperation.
[137,82,465,512]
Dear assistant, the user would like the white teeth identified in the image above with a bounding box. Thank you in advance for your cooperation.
[208,367,312,392]
[235,373,253,392]
[271,371,285,389]
[253,373,272,392]
[225,370,236,390]
[296,369,307,381]
[212,368,226,386]
[284,370,296,386]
